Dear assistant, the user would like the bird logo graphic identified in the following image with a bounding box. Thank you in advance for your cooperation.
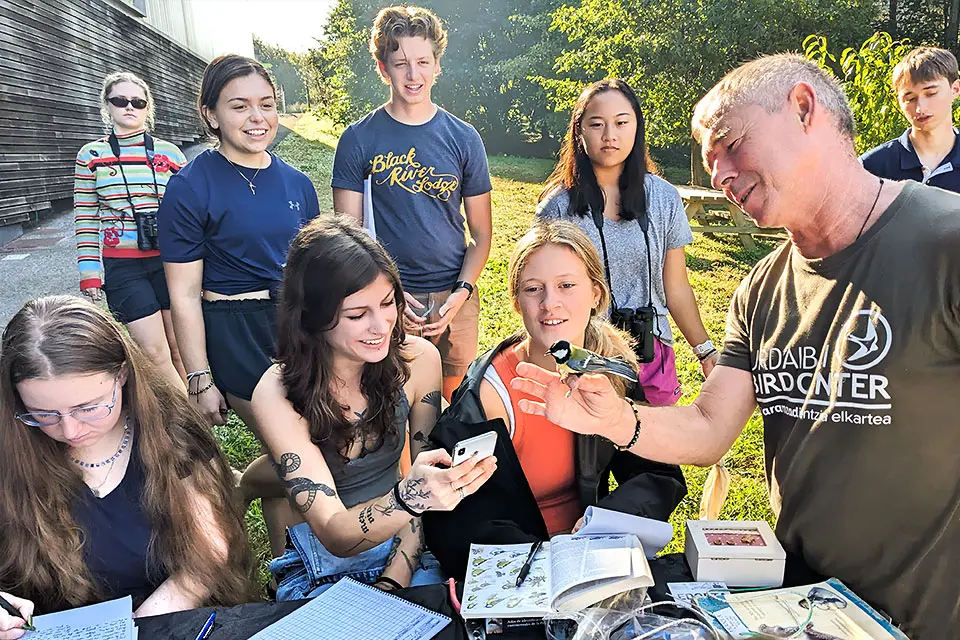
[838,310,891,371]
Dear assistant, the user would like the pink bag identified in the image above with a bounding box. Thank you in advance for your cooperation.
[638,338,682,406]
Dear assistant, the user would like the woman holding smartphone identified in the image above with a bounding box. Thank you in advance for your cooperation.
[74,72,188,389]
[252,216,497,599]
[538,79,717,407]
[423,221,686,578]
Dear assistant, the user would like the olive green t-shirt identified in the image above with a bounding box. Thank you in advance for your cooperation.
[718,182,960,637]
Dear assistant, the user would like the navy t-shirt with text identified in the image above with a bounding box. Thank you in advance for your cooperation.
[159,149,319,295]
[332,107,492,292]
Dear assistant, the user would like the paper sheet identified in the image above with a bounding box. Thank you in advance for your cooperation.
[248,578,449,640]
[31,596,134,640]
[575,506,673,558]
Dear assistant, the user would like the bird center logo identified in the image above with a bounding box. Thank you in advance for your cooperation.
[837,309,892,371]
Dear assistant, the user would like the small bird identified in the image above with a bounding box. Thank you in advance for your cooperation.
[546,340,639,384]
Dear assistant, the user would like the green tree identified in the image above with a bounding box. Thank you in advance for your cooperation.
[538,0,883,148]
[253,36,308,109]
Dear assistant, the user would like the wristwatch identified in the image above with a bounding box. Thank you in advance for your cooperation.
[692,339,718,361]
[451,280,475,300]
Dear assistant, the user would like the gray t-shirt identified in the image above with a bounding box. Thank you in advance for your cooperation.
[536,174,694,345]
[718,181,960,637]
[332,107,492,292]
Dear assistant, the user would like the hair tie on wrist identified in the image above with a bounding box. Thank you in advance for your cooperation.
[394,481,423,517]
[614,398,642,451]
[374,576,403,591]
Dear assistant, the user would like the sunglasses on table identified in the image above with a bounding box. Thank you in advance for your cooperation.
[107,96,148,109]
[15,377,121,427]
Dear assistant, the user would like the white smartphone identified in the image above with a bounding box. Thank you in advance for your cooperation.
[451,430,498,466]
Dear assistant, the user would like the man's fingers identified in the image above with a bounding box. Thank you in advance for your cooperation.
[517,398,547,417]
[404,292,425,309]
[510,376,549,401]
[515,361,561,385]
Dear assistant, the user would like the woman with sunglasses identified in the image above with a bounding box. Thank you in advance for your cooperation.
[74,72,188,390]
[0,296,253,637]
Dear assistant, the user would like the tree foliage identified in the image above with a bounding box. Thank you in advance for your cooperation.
[308,0,886,155]
[253,36,308,109]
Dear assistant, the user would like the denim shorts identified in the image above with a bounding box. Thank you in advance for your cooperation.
[270,522,446,601]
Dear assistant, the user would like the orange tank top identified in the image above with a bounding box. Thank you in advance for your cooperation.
[490,344,581,536]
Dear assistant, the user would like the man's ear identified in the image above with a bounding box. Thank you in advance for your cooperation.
[376,59,390,85]
[790,82,818,132]
[951,78,960,100]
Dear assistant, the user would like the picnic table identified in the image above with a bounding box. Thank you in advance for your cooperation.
[677,186,785,251]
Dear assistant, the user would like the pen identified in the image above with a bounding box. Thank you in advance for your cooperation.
[194,611,216,640]
[0,593,35,632]
[515,540,543,588]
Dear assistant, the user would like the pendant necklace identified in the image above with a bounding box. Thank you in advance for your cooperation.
[222,152,264,195]
[71,421,131,498]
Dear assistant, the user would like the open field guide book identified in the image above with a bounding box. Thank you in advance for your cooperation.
[460,534,652,619]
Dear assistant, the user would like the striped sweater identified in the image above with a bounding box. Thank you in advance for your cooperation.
[74,129,187,289]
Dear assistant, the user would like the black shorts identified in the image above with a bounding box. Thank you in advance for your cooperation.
[202,298,277,402]
[102,256,170,324]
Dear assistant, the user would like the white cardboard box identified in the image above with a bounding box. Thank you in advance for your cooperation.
[684,520,785,588]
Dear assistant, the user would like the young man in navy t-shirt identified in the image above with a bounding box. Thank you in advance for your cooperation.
[332,5,492,402]
[861,47,960,192]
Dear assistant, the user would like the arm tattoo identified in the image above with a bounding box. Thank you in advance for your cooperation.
[385,535,403,568]
[359,493,403,534]
[281,476,337,513]
[420,390,442,416]
[411,431,428,445]
[344,538,374,555]
[272,452,301,478]
[400,477,432,512]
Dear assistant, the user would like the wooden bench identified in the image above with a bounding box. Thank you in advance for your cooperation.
[677,186,785,250]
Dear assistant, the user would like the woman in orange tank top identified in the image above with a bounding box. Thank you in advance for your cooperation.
[422,221,686,580]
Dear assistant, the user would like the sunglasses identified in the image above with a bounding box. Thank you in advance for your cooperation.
[107,96,148,110]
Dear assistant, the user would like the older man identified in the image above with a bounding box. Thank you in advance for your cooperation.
[512,54,960,637]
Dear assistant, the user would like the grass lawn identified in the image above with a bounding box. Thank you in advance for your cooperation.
[222,114,777,581]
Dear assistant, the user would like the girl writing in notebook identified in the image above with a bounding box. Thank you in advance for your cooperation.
[0,296,252,636]
[252,216,497,600]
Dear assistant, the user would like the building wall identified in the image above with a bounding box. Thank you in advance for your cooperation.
[0,0,213,226]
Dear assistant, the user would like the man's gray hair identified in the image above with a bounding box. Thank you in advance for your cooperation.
[691,53,854,143]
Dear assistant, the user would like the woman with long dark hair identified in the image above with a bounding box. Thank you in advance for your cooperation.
[538,79,716,407]
[251,216,496,599]
[0,296,252,637]
[74,72,187,390]
[158,55,320,555]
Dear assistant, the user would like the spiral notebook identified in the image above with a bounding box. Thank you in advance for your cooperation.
[248,577,450,640]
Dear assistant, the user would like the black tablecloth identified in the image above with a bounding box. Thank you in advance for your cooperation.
[137,555,696,640]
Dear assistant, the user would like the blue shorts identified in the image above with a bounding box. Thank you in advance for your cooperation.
[270,522,446,600]
[201,298,276,402]
[102,256,170,324]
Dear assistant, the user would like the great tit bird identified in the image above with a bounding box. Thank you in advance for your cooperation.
[546,340,639,383]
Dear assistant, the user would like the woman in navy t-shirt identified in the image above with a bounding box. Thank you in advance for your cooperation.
[158,54,319,557]
[0,296,251,631]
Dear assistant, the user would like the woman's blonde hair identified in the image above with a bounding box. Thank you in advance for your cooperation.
[100,72,155,132]
[508,221,638,395]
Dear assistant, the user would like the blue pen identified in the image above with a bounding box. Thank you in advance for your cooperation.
[194,612,216,640]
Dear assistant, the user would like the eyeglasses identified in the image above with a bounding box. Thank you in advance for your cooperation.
[107,96,148,110]
[15,377,121,427]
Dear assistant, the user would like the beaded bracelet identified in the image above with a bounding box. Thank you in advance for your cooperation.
[188,379,215,396]
[393,481,424,517]
[613,398,642,451]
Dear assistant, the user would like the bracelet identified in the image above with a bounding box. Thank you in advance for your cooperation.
[188,379,215,396]
[393,481,424,517]
[186,369,211,382]
[374,576,403,591]
[692,339,716,358]
[614,398,642,451]
[697,348,719,362]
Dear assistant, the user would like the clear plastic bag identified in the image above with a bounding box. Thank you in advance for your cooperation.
[543,599,721,640]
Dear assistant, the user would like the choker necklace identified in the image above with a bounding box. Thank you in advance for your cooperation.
[855,178,884,241]
[222,152,264,195]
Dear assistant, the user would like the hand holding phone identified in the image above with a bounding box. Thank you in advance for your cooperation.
[451,430,498,466]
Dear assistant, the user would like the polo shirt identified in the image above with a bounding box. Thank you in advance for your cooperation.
[860,128,960,193]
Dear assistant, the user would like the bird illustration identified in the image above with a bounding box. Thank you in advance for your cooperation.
[846,319,879,362]
[546,340,639,383]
